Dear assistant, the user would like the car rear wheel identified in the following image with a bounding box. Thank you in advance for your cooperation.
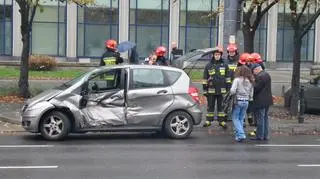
[164,111,193,139]
[40,111,71,141]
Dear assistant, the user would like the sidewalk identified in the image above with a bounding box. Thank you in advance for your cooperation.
[0,102,320,136]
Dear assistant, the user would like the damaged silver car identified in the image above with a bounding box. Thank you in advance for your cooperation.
[21,65,202,140]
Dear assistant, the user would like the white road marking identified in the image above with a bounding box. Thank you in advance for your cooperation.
[0,145,54,148]
[256,144,320,147]
[297,164,320,167]
[0,166,58,169]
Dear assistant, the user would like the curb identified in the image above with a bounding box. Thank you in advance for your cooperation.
[1,113,320,136]
[0,116,21,125]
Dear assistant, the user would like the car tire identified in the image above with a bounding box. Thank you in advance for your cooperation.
[164,111,193,139]
[40,111,71,141]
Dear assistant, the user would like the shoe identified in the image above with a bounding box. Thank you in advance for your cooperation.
[248,131,256,137]
[235,138,245,142]
[219,121,228,129]
[250,137,263,140]
[203,121,211,127]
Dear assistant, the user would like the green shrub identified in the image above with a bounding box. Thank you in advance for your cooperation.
[29,54,57,71]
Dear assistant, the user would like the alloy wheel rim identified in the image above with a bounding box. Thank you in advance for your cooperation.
[170,115,189,136]
[43,115,64,137]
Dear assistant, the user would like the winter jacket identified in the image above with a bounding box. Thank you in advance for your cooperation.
[252,70,273,109]
[100,48,123,66]
[202,58,231,95]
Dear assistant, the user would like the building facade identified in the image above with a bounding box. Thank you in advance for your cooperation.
[1,0,320,63]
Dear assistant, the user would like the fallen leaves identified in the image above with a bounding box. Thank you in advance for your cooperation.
[0,96,25,104]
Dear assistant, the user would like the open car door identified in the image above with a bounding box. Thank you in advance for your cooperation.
[79,68,128,128]
[171,48,214,71]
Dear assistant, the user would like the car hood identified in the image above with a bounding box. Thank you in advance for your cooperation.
[26,89,63,107]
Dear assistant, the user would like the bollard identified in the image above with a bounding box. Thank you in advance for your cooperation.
[298,85,305,123]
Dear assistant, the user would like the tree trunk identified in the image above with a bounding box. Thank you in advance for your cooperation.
[18,33,31,98]
[289,31,302,119]
[243,29,255,53]
[18,2,31,98]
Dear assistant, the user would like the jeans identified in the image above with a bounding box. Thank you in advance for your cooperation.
[254,107,270,139]
[232,100,249,140]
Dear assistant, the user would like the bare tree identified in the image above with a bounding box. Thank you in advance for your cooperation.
[16,0,94,98]
[241,0,279,53]
[287,0,320,119]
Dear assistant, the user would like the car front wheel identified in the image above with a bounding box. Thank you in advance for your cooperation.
[164,111,193,139]
[40,111,71,141]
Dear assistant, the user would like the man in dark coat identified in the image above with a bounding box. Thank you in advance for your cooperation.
[251,64,273,140]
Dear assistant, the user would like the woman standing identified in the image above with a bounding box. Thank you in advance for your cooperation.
[230,65,254,142]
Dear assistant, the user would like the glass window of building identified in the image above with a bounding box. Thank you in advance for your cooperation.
[253,12,267,61]
[129,0,169,58]
[277,3,315,62]
[179,0,219,53]
[0,0,12,55]
[77,0,119,57]
[31,0,66,56]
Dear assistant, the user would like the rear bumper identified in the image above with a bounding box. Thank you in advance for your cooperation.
[187,104,203,125]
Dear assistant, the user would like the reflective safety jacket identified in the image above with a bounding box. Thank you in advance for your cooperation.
[100,49,123,80]
[202,59,231,95]
[226,56,239,89]
[100,49,123,66]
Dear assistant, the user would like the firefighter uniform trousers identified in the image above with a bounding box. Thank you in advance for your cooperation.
[203,60,230,129]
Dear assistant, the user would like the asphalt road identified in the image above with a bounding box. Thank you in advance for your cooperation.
[0,131,319,179]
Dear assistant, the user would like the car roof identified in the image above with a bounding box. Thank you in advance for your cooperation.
[196,48,215,53]
[95,64,186,73]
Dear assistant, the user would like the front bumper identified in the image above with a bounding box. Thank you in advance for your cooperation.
[21,115,40,133]
[21,101,55,133]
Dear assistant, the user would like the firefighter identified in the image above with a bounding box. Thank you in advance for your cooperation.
[202,46,230,129]
[226,44,239,88]
[251,52,265,70]
[237,53,255,127]
[155,46,169,66]
[99,39,124,87]
[225,44,239,121]
[100,39,123,66]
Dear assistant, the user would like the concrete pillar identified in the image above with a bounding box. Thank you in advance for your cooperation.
[222,0,238,49]
[118,0,129,43]
[12,1,22,57]
[314,13,320,64]
[266,1,278,63]
[169,0,180,52]
[66,4,77,59]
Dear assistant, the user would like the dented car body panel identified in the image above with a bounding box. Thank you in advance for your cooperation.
[21,65,202,133]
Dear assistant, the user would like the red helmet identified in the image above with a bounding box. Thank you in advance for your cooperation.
[105,39,117,50]
[227,44,238,53]
[247,54,255,63]
[251,52,263,63]
[239,53,250,65]
[155,46,167,57]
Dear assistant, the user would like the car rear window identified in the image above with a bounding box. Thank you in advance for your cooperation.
[164,70,182,85]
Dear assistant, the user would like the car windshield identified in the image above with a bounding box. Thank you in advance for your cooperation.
[175,51,204,61]
[55,71,89,90]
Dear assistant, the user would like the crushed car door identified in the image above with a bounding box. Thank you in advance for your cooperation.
[80,68,127,128]
[126,68,174,126]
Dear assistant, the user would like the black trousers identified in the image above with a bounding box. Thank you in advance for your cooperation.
[206,94,226,122]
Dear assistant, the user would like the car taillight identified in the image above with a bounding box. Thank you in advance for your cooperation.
[188,86,200,104]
